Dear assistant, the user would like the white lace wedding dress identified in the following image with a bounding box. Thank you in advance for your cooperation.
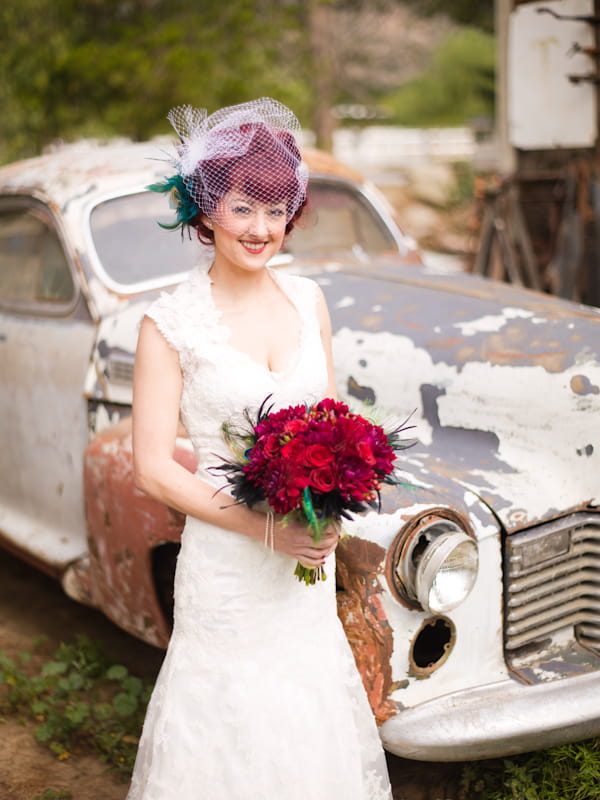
[126,266,393,800]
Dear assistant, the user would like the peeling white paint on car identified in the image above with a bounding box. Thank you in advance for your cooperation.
[333,322,600,528]
[437,359,600,518]
[453,307,537,337]
[334,295,356,309]
[333,326,456,444]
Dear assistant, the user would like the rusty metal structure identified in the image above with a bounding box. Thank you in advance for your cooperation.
[472,0,600,306]
[0,137,599,762]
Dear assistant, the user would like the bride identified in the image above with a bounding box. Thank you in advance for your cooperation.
[127,98,393,800]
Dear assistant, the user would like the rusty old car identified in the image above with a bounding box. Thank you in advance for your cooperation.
[1,139,599,762]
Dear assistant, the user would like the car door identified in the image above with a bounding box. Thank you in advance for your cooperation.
[0,198,96,571]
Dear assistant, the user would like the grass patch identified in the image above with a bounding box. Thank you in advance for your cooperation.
[459,740,600,800]
[0,634,152,776]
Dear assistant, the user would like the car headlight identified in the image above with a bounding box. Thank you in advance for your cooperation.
[389,512,478,613]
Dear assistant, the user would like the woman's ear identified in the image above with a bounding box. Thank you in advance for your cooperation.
[202,216,213,230]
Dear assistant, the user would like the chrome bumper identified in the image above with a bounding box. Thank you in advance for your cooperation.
[379,670,600,761]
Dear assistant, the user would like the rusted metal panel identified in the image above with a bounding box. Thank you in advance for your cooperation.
[344,484,508,700]
[82,417,195,647]
[336,536,396,723]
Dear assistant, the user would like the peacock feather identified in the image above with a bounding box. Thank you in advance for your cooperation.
[147,174,199,231]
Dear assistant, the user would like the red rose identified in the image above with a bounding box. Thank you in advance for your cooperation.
[284,417,310,436]
[309,465,336,493]
[305,443,334,467]
[262,434,281,459]
[281,437,307,463]
[356,440,376,465]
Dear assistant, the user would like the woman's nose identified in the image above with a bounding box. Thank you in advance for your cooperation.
[247,210,271,236]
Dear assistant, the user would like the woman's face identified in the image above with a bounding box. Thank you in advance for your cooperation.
[209,190,288,272]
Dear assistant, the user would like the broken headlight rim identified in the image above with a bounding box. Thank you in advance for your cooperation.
[386,509,479,614]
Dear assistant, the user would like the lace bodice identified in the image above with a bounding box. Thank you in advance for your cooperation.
[145,266,329,485]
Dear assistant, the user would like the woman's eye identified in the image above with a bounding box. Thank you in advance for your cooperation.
[232,205,252,215]
[268,208,285,218]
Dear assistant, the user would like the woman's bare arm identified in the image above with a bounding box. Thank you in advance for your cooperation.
[132,316,337,565]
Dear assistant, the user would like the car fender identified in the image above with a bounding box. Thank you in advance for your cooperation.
[82,416,195,647]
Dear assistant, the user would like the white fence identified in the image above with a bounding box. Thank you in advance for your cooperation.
[327,126,498,179]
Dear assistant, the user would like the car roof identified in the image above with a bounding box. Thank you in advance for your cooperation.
[0,138,367,208]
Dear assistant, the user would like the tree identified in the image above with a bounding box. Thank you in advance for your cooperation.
[381,27,495,126]
[0,0,494,163]
[0,0,311,161]
[402,0,494,32]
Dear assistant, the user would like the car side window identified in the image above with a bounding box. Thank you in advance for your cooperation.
[0,203,75,309]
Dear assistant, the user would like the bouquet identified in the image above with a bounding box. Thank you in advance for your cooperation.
[213,397,415,585]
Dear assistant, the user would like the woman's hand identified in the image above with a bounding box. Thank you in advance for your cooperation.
[272,517,341,566]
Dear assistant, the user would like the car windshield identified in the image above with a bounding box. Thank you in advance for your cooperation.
[89,178,400,288]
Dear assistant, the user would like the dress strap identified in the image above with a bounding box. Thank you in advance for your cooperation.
[269,269,320,325]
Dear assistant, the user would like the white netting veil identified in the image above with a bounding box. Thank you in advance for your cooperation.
[163,98,308,233]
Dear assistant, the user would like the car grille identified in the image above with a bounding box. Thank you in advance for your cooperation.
[106,353,135,384]
[505,512,600,655]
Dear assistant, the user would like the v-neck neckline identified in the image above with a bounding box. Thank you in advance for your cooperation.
[203,268,305,378]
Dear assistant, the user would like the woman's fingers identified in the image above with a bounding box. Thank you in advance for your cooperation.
[296,554,324,567]
[271,516,342,562]
[289,539,338,564]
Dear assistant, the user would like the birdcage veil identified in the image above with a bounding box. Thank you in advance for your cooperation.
[150,98,308,234]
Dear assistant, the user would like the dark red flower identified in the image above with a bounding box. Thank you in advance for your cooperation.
[283,417,310,436]
[356,439,375,466]
[262,433,281,459]
[309,465,336,493]
[213,395,416,585]
[305,443,335,467]
[223,397,410,532]
[281,437,306,463]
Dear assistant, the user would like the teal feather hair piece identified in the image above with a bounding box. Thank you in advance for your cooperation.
[147,174,199,231]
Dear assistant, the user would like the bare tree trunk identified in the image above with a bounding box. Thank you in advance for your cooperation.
[307,0,336,152]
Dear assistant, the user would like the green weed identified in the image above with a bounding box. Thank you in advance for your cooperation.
[0,634,152,776]
[458,739,600,800]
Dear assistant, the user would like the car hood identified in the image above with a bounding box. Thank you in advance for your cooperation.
[90,260,600,534]
[315,263,600,533]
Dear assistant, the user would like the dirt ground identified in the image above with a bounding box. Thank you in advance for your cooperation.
[0,551,163,800]
[0,551,464,800]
